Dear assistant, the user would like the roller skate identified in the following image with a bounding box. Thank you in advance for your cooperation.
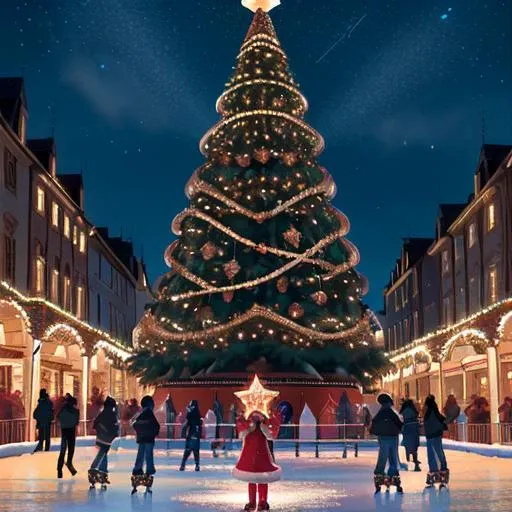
[425,472,435,489]
[392,476,403,494]
[131,472,154,495]
[88,469,109,490]
[439,469,450,489]
[374,474,386,494]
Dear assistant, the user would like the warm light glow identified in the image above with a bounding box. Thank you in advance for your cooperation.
[241,0,281,13]
[234,374,280,419]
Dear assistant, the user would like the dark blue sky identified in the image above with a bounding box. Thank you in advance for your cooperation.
[1,0,511,310]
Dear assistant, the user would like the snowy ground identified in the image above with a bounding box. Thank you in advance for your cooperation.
[0,441,510,512]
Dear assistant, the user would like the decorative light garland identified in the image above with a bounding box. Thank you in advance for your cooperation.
[0,298,32,334]
[137,307,370,344]
[216,79,308,114]
[43,323,84,347]
[94,339,132,362]
[199,109,325,157]
[439,328,489,360]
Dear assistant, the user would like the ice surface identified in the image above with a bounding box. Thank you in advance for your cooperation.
[0,441,510,511]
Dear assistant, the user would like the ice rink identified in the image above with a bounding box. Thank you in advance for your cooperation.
[0,443,510,511]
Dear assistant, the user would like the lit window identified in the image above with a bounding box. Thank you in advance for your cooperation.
[489,266,498,304]
[63,215,70,239]
[468,223,477,248]
[51,202,60,229]
[79,231,86,253]
[442,250,449,273]
[36,187,45,214]
[73,226,78,245]
[35,244,45,294]
[487,203,496,231]
[50,266,60,303]
[76,285,84,319]
[63,273,71,310]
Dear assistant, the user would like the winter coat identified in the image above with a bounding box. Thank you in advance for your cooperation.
[133,408,160,444]
[444,404,461,424]
[232,419,281,484]
[93,409,119,446]
[369,406,403,437]
[58,403,80,430]
[424,408,448,439]
[400,407,420,452]
[33,398,54,428]
[182,420,202,450]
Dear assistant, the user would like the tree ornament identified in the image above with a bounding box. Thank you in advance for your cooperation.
[200,242,217,261]
[282,152,298,167]
[254,147,271,164]
[236,154,251,167]
[288,302,304,319]
[276,276,289,293]
[197,305,214,322]
[223,290,235,303]
[234,374,280,419]
[223,259,241,280]
[283,225,302,248]
[219,152,232,167]
[311,290,328,306]
[256,243,268,254]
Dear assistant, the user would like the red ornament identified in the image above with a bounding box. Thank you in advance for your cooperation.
[311,291,328,306]
[236,154,251,167]
[256,243,268,254]
[254,148,271,164]
[288,302,304,319]
[219,152,232,167]
[283,225,302,249]
[276,276,289,293]
[223,259,241,280]
[281,152,298,167]
[201,242,217,261]
[223,290,234,303]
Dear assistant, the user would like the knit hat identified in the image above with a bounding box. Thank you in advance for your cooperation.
[377,392,393,406]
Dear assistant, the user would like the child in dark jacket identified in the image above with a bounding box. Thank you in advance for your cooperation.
[57,394,80,478]
[370,392,404,493]
[89,396,119,479]
[132,395,160,476]
[423,394,449,487]
[33,389,54,452]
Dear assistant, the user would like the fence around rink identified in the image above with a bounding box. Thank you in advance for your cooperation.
[1,419,511,448]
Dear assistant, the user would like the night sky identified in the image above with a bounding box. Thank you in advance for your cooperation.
[1,0,511,311]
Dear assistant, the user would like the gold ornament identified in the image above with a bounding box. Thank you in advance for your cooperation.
[276,275,289,293]
[283,225,302,248]
[288,302,304,319]
[223,290,235,303]
[201,242,217,261]
[281,152,298,167]
[234,374,280,419]
[235,154,251,167]
[223,259,241,280]
[311,290,328,306]
[254,147,271,164]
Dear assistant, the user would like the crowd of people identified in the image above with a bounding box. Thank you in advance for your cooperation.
[0,390,25,419]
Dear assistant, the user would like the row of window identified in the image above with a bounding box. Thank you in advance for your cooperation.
[99,253,129,301]
[35,186,87,253]
[387,311,420,350]
[393,272,419,312]
[33,246,85,319]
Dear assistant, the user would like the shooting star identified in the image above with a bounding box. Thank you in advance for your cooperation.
[348,14,367,38]
[316,14,367,64]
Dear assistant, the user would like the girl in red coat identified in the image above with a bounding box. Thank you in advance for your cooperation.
[232,411,281,511]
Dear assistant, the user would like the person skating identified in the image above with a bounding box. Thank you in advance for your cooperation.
[88,396,119,489]
[33,389,54,453]
[233,411,281,511]
[179,400,202,471]
[57,394,79,478]
[423,395,449,488]
[131,395,160,494]
[370,392,404,494]
[399,399,421,471]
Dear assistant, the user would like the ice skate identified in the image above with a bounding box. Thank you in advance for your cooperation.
[243,503,256,511]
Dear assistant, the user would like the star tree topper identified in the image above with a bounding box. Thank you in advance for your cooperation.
[242,0,281,13]
[234,374,280,419]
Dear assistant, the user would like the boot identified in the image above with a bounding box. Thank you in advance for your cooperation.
[414,461,421,472]
[393,476,403,494]
[374,474,384,494]
[244,504,256,511]
[257,502,270,511]
[66,462,77,476]
[195,464,200,472]
[57,468,63,479]
[179,464,185,471]
[425,473,434,489]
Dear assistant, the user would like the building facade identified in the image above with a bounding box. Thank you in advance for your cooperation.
[382,144,512,441]
[0,77,149,436]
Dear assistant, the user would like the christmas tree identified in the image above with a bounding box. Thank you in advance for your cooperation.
[132,1,386,385]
